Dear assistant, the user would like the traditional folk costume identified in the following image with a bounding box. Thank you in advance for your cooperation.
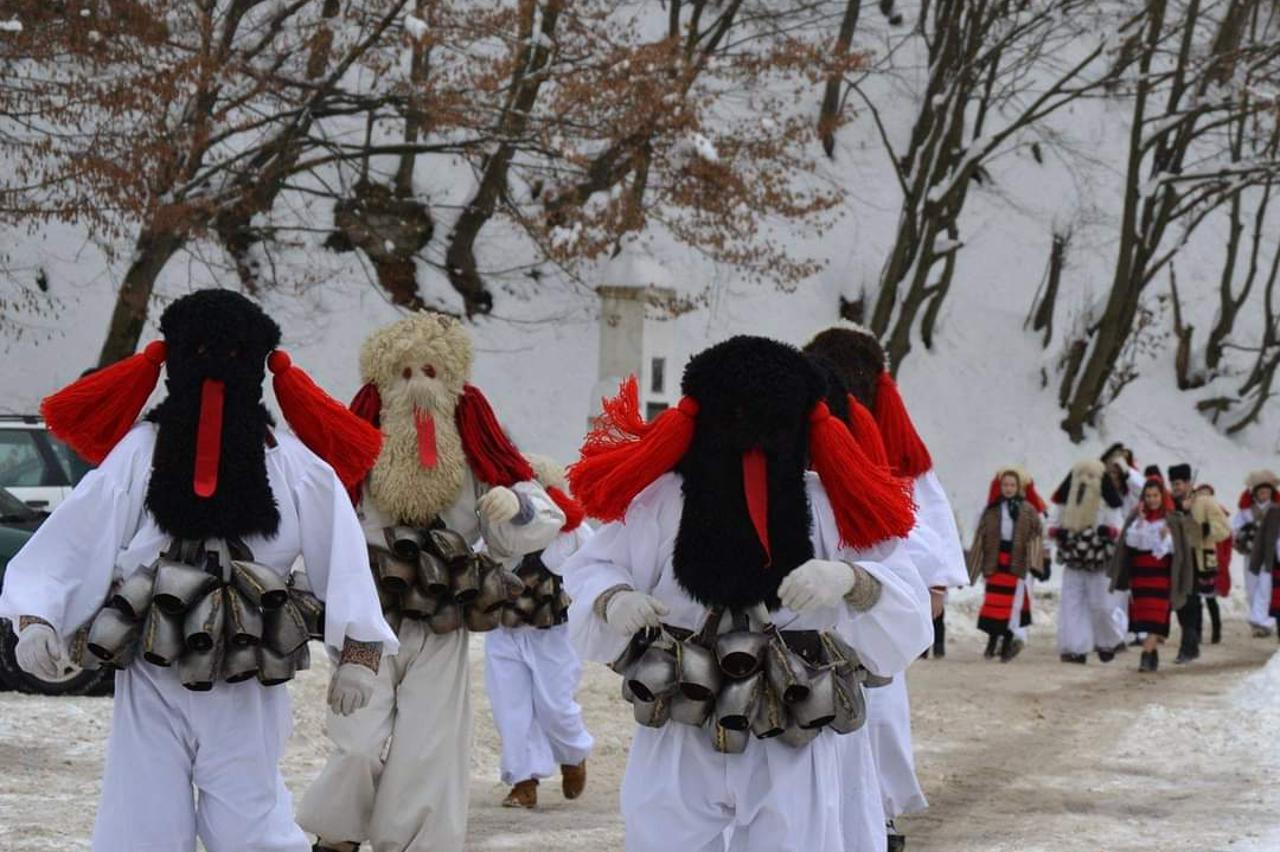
[1050,459,1128,663]
[1189,484,1233,645]
[483,454,594,809]
[1109,481,1195,672]
[1167,464,1231,664]
[804,327,968,848]
[1233,470,1280,638]
[0,290,396,852]
[299,314,566,852]
[968,467,1047,662]
[560,337,932,852]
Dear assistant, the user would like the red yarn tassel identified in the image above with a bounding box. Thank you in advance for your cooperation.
[41,341,167,464]
[569,390,699,523]
[846,394,889,468]
[580,375,653,458]
[269,351,382,489]
[873,372,932,478]
[808,402,915,549]
[1025,482,1047,514]
[987,476,1003,507]
[456,384,536,487]
[546,485,586,532]
[1240,489,1254,510]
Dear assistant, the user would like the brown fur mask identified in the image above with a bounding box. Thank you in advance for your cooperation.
[1060,459,1105,532]
[360,314,474,524]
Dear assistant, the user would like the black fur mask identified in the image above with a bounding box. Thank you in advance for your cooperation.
[803,328,885,410]
[145,290,282,541]
[673,336,825,610]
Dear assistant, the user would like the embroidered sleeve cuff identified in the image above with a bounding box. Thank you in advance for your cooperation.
[594,584,634,621]
[340,638,382,673]
[843,565,882,612]
[18,615,52,632]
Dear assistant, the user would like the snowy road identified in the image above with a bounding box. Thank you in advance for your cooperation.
[2,605,1278,851]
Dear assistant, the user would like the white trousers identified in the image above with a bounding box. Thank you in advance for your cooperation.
[1009,579,1030,642]
[93,661,307,852]
[484,625,593,785]
[1246,569,1273,628]
[1057,568,1129,655]
[298,621,471,852]
[621,722,884,852]
[862,677,926,819]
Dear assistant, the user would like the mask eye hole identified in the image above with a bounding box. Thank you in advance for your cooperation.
[401,366,413,380]
[422,364,436,378]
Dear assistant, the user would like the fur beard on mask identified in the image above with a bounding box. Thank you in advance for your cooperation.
[145,392,280,541]
[1061,461,1106,532]
[367,380,467,525]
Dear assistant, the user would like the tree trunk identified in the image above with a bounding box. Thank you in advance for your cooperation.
[98,228,185,366]
[819,0,863,158]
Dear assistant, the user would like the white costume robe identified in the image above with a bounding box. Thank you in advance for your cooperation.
[859,471,968,824]
[1234,504,1277,629]
[484,525,595,786]
[298,471,564,852]
[560,472,932,852]
[0,424,397,852]
[1054,503,1128,656]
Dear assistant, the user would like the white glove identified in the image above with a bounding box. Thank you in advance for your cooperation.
[15,622,65,681]
[778,559,857,612]
[478,486,521,526]
[604,591,669,637]
[327,663,378,716]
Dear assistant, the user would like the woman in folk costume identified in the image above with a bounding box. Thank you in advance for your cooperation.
[1109,478,1195,672]
[1102,442,1147,516]
[1049,459,1128,664]
[1190,483,1233,645]
[298,314,565,852]
[559,337,932,852]
[0,290,396,852]
[483,453,594,809]
[803,328,968,852]
[1233,470,1280,638]
[968,467,1047,662]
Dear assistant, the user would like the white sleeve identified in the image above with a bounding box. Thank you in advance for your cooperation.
[909,471,969,588]
[540,524,595,573]
[0,426,152,636]
[561,475,678,664]
[292,462,399,656]
[1102,506,1125,532]
[1232,509,1251,534]
[1150,522,1174,559]
[481,479,566,560]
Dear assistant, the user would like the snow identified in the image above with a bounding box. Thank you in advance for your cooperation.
[404,15,429,41]
[0,18,22,32]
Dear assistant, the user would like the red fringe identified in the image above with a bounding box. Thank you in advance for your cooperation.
[808,402,915,549]
[456,384,535,487]
[846,394,889,468]
[568,379,698,522]
[41,341,167,464]
[349,382,382,429]
[546,485,585,532]
[1240,488,1254,510]
[874,372,933,478]
[986,470,1046,513]
[268,350,382,490]
[1025,482,1047,514]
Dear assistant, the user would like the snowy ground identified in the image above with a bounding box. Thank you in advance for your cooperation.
[2,586,1279,851]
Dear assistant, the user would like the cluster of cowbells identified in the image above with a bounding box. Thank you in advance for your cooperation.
[1061,527,1117,571]
[371,525,531,634]
[1237,521,1258,555]
[508,552,573,630]
[70,546,323,691]
[611,610,886,754]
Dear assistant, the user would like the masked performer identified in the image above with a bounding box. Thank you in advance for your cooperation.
[0,289,396,852]
[1233,470,1280,638]
[484,454,594,809]
[1050,459,1128,663]
[968,467,1047,662]
[560,336,932,852]
[1191,483,1232,644]
[1110,478,1195,672]
[803,326,968,851]
[298,313,563,852]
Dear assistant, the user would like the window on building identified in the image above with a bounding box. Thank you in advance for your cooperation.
[646,402,669,421]
[650,357,666,394]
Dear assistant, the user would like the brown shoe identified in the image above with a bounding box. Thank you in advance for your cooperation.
[561,760,587,800]
[502,779,538,809]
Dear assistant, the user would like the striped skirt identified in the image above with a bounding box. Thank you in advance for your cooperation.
[977,544,1031,636]
[1129,551,1173,636]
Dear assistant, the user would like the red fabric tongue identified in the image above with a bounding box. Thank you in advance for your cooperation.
[194,379,225,498]
[742,448,772,567]
[415,410,438,469]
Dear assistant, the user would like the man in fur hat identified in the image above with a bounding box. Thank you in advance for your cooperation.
[1,289,396,851]
[483,453,594,809]
[1050,459,1127,663]
[804,324,968,850]
[299,313,566,852]
[561,336,932,852]
[1233,470,1280,638]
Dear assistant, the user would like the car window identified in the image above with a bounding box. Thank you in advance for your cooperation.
[0,430,54,487]
[45,434,94,484]
[0,486,37,520]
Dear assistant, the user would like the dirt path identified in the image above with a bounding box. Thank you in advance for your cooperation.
[2,616,1277,851]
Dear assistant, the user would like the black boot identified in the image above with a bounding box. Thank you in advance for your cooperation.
[1207,597,1222,645]
[1060,653,1087,664]
[1000,634,1023,663]
[886,820,906,851]
[932,613,946,658]
[984,634,999,659]
[1138,651,1154,673]
[1097,647,1115,663]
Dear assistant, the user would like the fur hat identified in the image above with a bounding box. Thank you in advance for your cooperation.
[1246,469,1279,492]
[988,465,1046,513]
[1167,463,1192,483]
